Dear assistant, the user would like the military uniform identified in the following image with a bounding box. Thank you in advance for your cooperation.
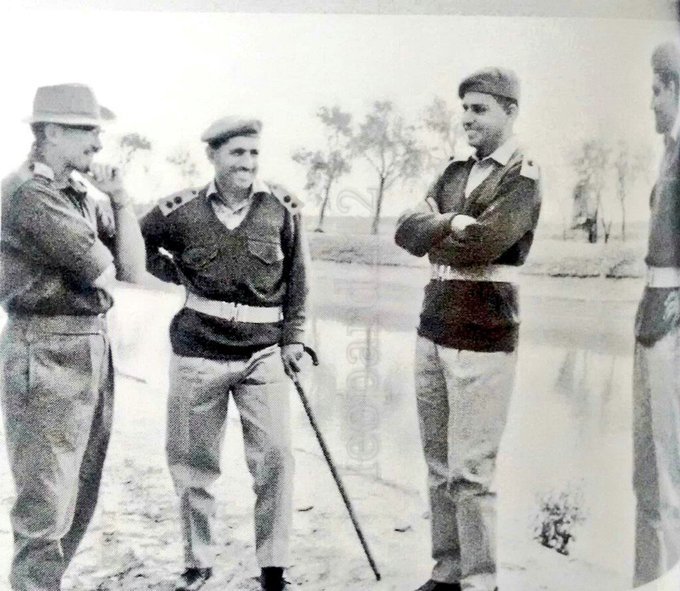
[632,43,680,587]
[395,68,541,591]
[141,173,308,573]
[0,161,116,590]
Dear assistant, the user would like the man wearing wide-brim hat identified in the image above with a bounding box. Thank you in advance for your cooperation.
[632,41,680,587]
[0,83,146,590]
[140,116,309,591]
[396,67,542,591]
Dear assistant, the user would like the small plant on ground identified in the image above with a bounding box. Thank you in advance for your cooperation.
[533,486,586,556]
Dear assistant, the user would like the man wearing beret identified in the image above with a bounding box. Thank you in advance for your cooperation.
[633,41,680,587]
[141,117,308,591]
[0,84,146,590]
[395,67,541,591]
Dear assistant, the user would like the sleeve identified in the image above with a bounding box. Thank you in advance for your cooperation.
[13,183,113,284]
[140,206,182,284]
[431,168,541,267]
[280,211,310,345]
[95,199,116,252]
[394,171,459,257]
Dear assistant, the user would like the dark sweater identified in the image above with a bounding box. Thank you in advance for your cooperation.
[141,184,309,360]
[636,135,680,346]
[395,149,542,352]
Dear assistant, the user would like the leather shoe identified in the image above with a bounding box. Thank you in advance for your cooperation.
[174,567,212,591]
[261,567,296,590]
[414,580,462,591]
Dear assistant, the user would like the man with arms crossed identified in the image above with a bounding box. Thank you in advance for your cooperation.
[633,41,680,588]
[0,83,146,590]
[395,68,541,591]
[141,117,308,591]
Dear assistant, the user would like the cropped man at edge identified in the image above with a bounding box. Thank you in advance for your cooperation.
[0,83,146,591]
[632,41,680,588]
[395,68,542,591]
[140,117,309,591]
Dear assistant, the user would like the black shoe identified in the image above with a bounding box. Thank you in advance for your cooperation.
[174,567,213,591]
[261,567,296,590]
[414,581,462,591]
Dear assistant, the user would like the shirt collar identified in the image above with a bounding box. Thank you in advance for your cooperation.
[474,136,519,166]
[31,161,55,181]
[207,178,269,207]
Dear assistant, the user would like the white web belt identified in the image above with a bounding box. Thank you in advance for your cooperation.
[646,266,680,288]
[185,292,283,323]
[431,264,519,283]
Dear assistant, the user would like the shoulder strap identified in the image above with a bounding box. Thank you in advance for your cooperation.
[158,187,201,216]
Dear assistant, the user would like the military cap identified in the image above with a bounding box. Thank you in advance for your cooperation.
[458,67,520,103]
[201,116,262,146]
[652,42,680,76]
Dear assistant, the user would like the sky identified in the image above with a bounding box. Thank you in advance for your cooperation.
[0,7,677,223]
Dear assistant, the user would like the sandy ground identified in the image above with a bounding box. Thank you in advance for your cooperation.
[0,374,636,591]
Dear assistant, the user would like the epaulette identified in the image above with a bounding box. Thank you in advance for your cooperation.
[266,182,305,214]
[158,187,200,216]
[520,156,540,181]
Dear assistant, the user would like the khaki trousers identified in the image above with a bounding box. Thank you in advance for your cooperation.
[0,315,114,591]
[633,328,680,587]
[167,345,294,569]
[415,336,517,591]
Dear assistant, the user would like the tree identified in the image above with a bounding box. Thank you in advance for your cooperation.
[167,147,201,186]
[292,106,353,232]
[353,101,424,235]
[422,96,461,168]
[570,139,611,243]
[117,133,152,169]
[612,141,649,241]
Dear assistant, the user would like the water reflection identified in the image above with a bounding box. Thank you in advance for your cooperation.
[303,263,638,583]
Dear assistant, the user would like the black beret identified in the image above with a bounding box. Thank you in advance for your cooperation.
[458,67,520,103]
[652,42,680,76]
[201,116,262,145]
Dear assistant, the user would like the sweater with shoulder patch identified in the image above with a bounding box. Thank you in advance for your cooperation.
[395,149,541,352]
[141,184,309,360]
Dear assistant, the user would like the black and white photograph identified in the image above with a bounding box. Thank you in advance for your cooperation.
[0,1,679,590]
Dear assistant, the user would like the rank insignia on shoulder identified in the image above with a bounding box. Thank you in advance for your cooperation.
[158,187,200,216]
[267,182,305,213]
[520,157,540,181]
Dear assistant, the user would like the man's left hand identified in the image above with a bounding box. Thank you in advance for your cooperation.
[663,290,680,326]
[88,164,130,208]
[281,344,305,377]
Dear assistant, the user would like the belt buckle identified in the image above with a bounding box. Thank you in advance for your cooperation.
[435,265,446,281]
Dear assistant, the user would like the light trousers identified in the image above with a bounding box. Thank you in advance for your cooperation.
[1,316,113,591]
[167,344,294,569]
[415,336,517,591]
[633,328,680,587]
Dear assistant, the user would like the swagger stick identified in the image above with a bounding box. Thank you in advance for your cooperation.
[291,346,382,581]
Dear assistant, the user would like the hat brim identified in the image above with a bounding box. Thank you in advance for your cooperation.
[24,104,116,126]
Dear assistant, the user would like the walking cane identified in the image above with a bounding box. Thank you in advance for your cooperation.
[290,345,382,582]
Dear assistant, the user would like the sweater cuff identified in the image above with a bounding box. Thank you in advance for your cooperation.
[281,325,306,346]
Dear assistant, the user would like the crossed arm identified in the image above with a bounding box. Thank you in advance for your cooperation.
[395,172,540,266]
